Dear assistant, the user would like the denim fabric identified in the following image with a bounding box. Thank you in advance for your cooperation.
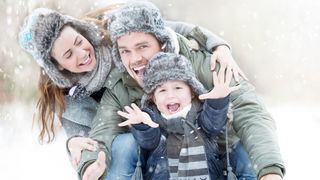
[226,142,257,180]
[106,133,139,180]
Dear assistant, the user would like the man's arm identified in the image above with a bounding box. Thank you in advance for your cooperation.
[77,84,128,179]
[179,37,285,178]
[165,20,230,51]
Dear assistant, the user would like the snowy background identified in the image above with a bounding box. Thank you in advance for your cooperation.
[1,0,320,179]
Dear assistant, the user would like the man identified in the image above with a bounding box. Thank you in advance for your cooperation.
[79,1,285,180]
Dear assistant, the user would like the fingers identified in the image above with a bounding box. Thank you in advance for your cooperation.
[198,92,210,100]
[225,67,233,86]
[145,119,159,128]
[118,119,133,127]
[210,53,218,70]
[82,151,106,180]
[211,72,218,90]
[71,150,81,169]
[117,110,130,119]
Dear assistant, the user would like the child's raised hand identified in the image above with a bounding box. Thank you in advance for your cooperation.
[117,103,159,128]
[199,67,240,100]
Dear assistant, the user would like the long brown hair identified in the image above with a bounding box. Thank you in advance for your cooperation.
[35,69,66,143]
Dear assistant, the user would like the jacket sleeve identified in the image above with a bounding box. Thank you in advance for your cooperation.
[77,84,128,180]
[198,96,229,136]
[165,20,230,51]
[130,108,161,151]
[181,40,285,178]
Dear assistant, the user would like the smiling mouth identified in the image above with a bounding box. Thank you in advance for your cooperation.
[79,55,92,66]
[167,103,180,114]
[133,65,145,78]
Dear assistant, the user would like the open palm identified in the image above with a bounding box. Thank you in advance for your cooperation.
[199,67,240,100]
[118,103,159,128]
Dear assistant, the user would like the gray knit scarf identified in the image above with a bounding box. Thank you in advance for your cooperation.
[157,101,210,180]
[69,45,112,99]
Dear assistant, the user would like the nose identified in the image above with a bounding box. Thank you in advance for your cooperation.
[75,48,87,61]
[131,51,143,66]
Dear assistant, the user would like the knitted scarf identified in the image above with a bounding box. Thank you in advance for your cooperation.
[68,46,112,99]
[158,101,210,180]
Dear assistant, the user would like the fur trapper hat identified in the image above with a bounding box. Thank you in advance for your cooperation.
[19,8,109,89]
[107,1,177,72]
[141,52,207,107]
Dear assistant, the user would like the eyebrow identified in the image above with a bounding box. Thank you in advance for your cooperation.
[62,35,80,57]
[118,41,148,49]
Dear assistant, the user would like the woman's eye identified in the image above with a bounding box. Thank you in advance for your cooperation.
[76,40,82,46]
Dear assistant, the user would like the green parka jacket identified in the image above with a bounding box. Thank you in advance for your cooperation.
[78,29,285,179]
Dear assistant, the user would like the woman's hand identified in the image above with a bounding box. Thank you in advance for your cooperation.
[117,103,159,128]
[211,45,248,83]
[68,137,98,168]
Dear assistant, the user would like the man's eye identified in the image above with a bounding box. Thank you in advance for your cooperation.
[120,50,129,54]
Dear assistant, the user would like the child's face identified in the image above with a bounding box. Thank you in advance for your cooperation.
[51,26,96,73]
[153,80,193,116]
[117,32,161,87]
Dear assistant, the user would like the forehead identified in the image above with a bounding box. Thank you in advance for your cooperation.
[117,32,159,47]
[51,26,79,54]
[159,80,189,88]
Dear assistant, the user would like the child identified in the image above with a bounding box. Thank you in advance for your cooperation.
[118,52,255,179]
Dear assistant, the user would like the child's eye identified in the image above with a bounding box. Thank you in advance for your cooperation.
[175,86,182,90]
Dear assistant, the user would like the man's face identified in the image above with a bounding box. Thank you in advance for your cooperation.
[117,32,161,87]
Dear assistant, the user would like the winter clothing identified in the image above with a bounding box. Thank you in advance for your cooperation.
[141,52,207,107]
[107,1,178,72]
[78,30,285,179]
[19,8,112,98]
[132,99,229,180]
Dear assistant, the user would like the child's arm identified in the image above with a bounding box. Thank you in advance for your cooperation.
[198,68,239,135]
[117,103,159,128]
[117,103,160,150]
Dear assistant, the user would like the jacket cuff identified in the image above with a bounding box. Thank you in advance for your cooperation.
[65,135,82,155]
[258,166,284,179]
[206,95,230,109]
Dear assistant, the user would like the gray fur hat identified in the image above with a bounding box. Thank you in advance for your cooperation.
[141,52,208,107]
[107,1,177,72]
[19,8,112,98]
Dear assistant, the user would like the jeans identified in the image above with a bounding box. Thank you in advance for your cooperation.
[106,133,139,180]
[227,142,257,180]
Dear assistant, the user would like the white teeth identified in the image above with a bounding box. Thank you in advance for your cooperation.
[133,65,145,71]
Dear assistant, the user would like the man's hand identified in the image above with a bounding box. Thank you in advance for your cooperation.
[211,45,248,83]
[82,151,106,180]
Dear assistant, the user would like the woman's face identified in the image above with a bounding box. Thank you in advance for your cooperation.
[51,26,96,73]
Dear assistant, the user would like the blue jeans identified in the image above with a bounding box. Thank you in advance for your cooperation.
[226,142,257,180]
[106,133,139,180]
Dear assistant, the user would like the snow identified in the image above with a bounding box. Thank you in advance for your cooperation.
[0,102,319,179]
